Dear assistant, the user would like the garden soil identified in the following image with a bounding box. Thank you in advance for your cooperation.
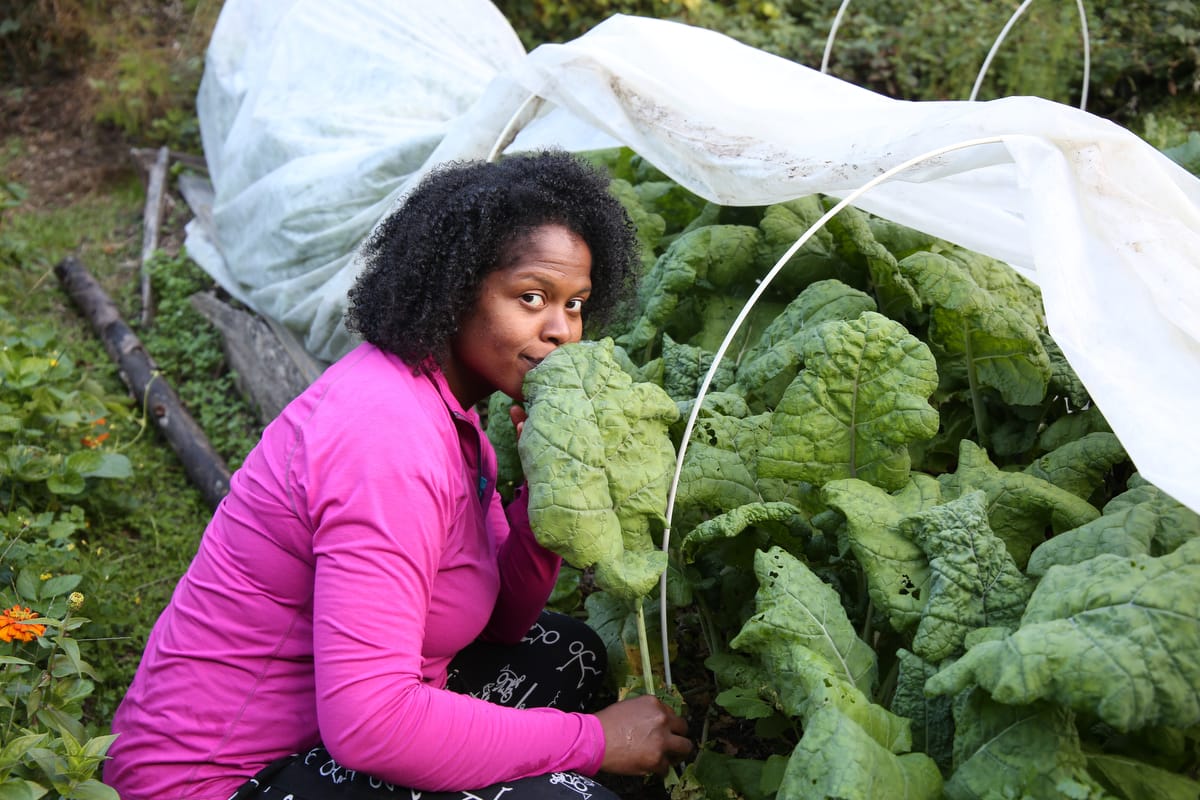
[1,76,138,211]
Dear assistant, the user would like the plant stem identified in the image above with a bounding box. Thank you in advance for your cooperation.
[876,655,901,708]
[695,594,721,660]
[964,318,988,448]
[861,598,875,646]
[635,596,656,696]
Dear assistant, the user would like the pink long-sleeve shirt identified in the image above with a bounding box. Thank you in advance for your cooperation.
[105,342,606,799]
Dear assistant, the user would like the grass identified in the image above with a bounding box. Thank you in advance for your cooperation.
[1,157,261,728]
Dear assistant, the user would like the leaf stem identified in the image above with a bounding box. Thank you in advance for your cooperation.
[963,318,989,448]
[875,655,901,708]
[635,596,656,696]
[695,593,721,660]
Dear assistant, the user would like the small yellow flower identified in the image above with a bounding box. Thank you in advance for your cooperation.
[39,572,52,581]
[49,359,59,367]
[68,592,85,611]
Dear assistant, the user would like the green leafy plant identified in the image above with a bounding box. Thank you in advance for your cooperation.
[490,148,1200,799]
[139,249,261,467]
[0,311,135,799]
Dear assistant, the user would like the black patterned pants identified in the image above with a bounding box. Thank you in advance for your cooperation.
[228,611,619,800]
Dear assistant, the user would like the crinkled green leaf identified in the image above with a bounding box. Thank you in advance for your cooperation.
[1038,405,1112,452]
[583,590,639,688]
[520,339,678,599]
[735,279,876,410]
[1106,475,1200,555]
[1041,330,1092,407]
[714,686,778,721]
[485,393,523,499]
[1027,478,1200,577]
[607,177,665,274]
[678,751,782,800]
[734,547,878,694]
[945,690,1109,800]
[939,439,1100,567]
[891,649,954,771]
[758,311,939,491]
[684,293,787,356]
[1022,432,1128,501]
[780,706,943,800]
[821,475,942,634]
[826,204,922,319]
[1087,752,1200,800]
[903,490,1032,663]
[661,334,736,402]
[1026,506,1155,578]
[617,224,761,352]
[705,652,779,712]
[867,216,938,259]
[672,390,750,441]
[731,547,913,752]
[677,412,802,514]
[900,249,1051,406]
[633,180,708,234]
[755,196,847,296]
[950,243,1046,324]
[680,501,807,564]
[927,539,1200,732]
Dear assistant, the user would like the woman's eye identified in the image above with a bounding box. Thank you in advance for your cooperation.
[566,298,584,312]
[521,293,545,308]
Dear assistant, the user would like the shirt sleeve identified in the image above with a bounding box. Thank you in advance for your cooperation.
[482,484,563,643]
[303,391,604,791]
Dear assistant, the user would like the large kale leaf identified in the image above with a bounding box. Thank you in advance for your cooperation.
[519,338,679,600]
[758,311,939,491]
[927,538,1200,732]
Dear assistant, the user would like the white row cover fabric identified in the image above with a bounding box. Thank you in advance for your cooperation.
[187,4,1200,513]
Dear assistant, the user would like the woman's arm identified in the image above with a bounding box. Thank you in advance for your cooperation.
[482,484,562,643]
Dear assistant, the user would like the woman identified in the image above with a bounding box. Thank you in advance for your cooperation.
[106,151,692,799]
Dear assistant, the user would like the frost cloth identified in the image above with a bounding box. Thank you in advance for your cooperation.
[189,4,1200,514]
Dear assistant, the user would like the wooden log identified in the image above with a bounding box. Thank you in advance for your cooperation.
[55,256,232,510]
[190,291,324,424]
[138,145,171,327]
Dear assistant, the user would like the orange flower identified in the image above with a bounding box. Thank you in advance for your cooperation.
[81,417,110,448]
[0,605,47,643]
[80,432,110,448]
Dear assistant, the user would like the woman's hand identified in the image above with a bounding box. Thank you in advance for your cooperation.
[593,694,693,776]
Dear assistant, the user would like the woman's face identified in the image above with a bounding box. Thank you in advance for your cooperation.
[444,224,593,408]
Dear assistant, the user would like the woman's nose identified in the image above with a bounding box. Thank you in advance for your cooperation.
[542,308,573,345]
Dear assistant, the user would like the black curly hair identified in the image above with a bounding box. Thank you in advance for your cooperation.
[346,150,639,367]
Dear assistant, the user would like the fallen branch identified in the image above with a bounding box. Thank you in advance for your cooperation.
[55,256,232,510]
[130,146,208,174]
[138,145,170,327]
[190,291,324,424]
